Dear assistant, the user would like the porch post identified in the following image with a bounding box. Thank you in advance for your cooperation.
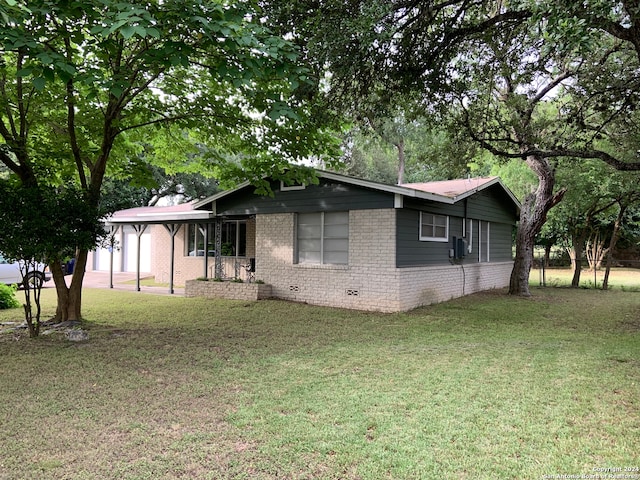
[163,223,181,295]
[215,218,222,279]
[131,224,148,292]
[203,223,209,279]
[108,225,120,289]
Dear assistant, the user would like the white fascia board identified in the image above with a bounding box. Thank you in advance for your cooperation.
[104,211,214,225]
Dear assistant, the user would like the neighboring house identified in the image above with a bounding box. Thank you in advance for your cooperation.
[92,171,520,312]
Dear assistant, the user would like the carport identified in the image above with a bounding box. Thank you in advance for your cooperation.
[103,203,216,294]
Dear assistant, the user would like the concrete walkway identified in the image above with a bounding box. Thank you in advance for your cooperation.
[44,271,185,296]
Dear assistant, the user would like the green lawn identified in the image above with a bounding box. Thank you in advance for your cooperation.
[1,281,639,479]
[530,266,640,290]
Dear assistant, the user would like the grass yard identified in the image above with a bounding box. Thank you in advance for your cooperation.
[0,282,639,479]
[530,266,640,291]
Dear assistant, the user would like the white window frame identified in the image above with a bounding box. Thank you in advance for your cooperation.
[186,224,209,257]
[419,212,449,242]
[296,211,349,265]
[280,180,306,191]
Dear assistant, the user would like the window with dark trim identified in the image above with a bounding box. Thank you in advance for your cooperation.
[186,221,246,257]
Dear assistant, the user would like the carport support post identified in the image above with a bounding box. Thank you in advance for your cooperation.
[163,224,181,295]
[132,224,148,292]
[108,225,120,289]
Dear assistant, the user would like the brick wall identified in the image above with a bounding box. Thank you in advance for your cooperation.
[151,224,205,285]
[110,211,513,312]
[397,261,513,309]
[256,210,404,312]
[185,279,272,300]
[255,210,513,313]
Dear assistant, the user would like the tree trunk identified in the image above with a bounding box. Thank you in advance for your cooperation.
[569,230,587,287]
[51,249,88,322]
[603,204,626,290]
[543,243,552,267]
[509,155,565,296]
[586,231,611,270]
[510,218,536,296]
[395,139,405,185]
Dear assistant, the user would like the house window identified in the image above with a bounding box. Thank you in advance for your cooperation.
[186,221,246,257]
[221,221,247,257]
[280,180,306,191]
[297,211,349,265]
[419,212,449,242]
[479,221,490,262]
[186,224,210,256]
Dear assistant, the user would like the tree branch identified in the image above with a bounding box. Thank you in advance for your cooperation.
[63,35,89,187]
[462,103,640,171]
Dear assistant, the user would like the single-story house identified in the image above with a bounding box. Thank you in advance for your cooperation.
[91,170,520,312]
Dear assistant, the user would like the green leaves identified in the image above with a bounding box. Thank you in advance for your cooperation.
[0,0,340,197]
[0,181,105,263]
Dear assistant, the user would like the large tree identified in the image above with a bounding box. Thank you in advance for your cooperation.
[0,0,338,321]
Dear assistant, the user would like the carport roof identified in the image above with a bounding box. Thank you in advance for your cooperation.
[104,201,214,225]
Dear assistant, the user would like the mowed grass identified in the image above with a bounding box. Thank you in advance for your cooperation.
[530,266,640,290]
[1,280,639,479]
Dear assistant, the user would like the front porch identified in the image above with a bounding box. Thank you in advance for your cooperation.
[98,204,258,293]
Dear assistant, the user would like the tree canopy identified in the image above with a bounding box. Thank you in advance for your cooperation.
[0,0,341,321]
[263,0,640,295]
[2,0,640,321]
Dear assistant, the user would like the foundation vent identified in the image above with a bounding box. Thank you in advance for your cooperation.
[346,289,360,297]
[289,285,300,292]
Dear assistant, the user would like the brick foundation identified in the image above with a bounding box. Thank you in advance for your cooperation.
[185,279,272,301]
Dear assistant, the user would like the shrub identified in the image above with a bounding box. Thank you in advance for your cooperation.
[0,284,20,309]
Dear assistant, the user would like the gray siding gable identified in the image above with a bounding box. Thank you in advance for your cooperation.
[466,185,519,223]
[396,185,518,268]
[214,178,394,216]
